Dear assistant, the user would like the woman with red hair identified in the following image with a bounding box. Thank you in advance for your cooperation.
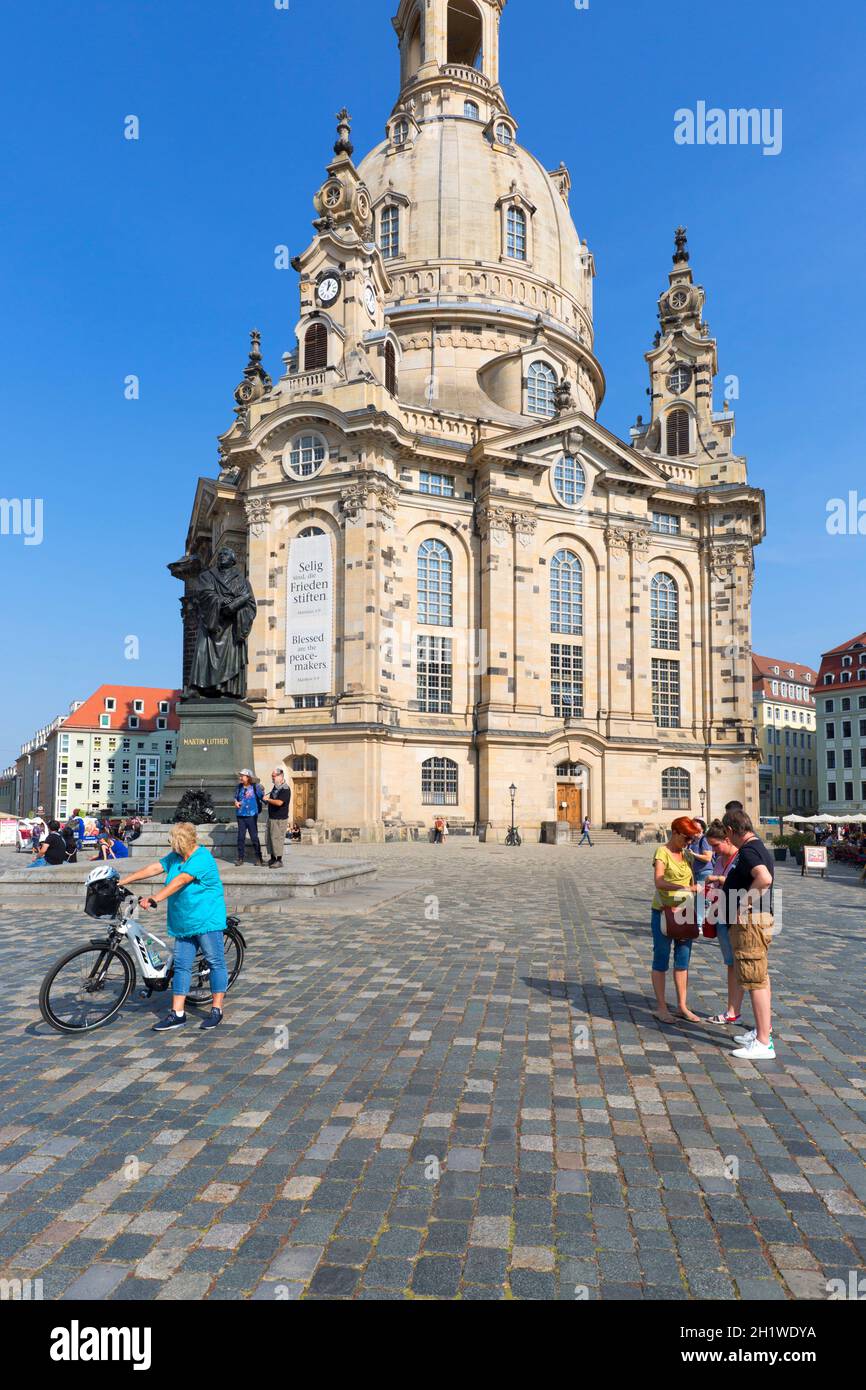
[650,816,703,1023]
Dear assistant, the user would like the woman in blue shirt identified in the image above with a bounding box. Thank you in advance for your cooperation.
[234,768,265,867]
[118,821,228,1032]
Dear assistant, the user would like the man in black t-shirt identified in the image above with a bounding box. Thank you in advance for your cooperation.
[723,810,776,1061]
[34,820,67,867]
[264,768,292,867]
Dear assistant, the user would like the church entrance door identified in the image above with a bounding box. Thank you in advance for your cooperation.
[557,784,583,828]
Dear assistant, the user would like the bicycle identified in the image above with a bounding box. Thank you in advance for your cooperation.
[505,826,522,847]
[39,885,245,1035]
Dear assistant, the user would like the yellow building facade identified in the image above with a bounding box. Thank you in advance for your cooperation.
[173,0,765,841]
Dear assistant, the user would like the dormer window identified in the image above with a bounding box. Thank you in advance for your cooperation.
[381,204,400,259]
[133,700,144,714]
[128,716,140,730]
[496,122,513,147]
[527,361,557,418]
[104,698,116,712]
[506,205,527,260]
[159,701,170,715]
[393,119,409,146]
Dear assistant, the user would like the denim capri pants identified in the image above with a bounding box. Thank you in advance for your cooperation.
[716,922,734,968]
[651,908,693,973]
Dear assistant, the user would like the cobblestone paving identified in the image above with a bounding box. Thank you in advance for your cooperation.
[1,843,864,1301]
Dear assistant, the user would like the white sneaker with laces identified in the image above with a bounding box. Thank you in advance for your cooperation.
[732,1036,776,1060]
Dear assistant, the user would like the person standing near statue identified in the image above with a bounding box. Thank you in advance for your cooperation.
[188,547,257,700]
[264,767,292,867]
[235,769,265,867]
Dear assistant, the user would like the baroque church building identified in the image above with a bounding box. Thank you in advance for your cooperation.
[172,0,765,841]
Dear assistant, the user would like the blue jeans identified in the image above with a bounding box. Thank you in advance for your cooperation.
[579,831,593,846]
[172,932,228,998]
[651,908,693,973]
[717,922,734,968]
[236,815,261,859]
[694,872,712,927]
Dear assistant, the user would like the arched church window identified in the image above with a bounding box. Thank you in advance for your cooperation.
[552,455,586,508]
[506,206,527,260]
[418,539,453,627]
[381,205,400,259]
[527,361,557,418]
[298,527,325,539]
[464,100,480,120]
[304,322,327,372]
[661,767,691,811]
[384,341,398,395]
[421,756,458,806]
[666,407,690,457]
[288,433,327,479]
[393,119,409,145]
[551,550,583,636]
[651,573,680,650]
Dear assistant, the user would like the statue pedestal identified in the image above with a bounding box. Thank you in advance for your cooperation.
[152,698,257,823]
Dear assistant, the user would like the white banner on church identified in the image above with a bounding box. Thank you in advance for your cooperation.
[286,534,333,695]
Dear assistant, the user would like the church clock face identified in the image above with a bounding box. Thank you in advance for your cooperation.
[316,273,341,306]
[363,283,377,319]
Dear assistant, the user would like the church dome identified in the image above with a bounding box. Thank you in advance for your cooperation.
[358,119,593,337]
[347,2,602,420]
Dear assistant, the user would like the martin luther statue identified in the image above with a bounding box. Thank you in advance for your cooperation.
[187,547,257,700]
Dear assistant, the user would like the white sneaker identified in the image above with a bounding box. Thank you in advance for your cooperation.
[732,1037,776,1060]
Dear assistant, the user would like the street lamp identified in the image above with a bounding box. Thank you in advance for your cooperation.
[699,787,706,820]
[507,783,519,846]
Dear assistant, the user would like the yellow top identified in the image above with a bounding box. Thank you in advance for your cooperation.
[652,846,695,910]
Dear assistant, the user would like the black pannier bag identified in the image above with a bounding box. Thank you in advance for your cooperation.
[85,877,122,920]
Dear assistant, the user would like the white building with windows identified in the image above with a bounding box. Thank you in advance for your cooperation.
[169,0,764,840]
[816,632,866,816]
[42,686,182,820]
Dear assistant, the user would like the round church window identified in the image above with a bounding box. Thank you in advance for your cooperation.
[286,433,327,479]
[667,363,692,395]
[552,455,586,508]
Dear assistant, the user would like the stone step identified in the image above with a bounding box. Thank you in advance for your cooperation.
[0,856,376,911]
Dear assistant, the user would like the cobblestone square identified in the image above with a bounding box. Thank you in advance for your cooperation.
[1,841,864,1302]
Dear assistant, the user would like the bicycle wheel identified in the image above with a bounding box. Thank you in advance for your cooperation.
[39,944,135,1034]
[185,927,245,1005]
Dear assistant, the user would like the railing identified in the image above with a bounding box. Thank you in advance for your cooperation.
[442,64,490,88]
[282,369,329,393]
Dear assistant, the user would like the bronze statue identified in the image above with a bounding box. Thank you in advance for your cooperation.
[188,547,256,699]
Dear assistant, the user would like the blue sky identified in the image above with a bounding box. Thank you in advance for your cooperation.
[2,0,865,767]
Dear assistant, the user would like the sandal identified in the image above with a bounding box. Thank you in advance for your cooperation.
[708,1012,742,1025]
